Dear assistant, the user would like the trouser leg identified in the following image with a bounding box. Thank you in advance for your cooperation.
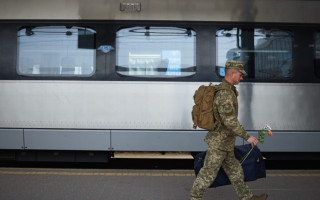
[222,151,253,200]
[190,148,226,200]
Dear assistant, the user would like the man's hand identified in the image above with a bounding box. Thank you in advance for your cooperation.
[247,136,259,147]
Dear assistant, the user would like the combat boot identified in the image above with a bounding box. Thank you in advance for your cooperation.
[251,193,268,200]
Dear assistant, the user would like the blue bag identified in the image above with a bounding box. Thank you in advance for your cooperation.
[193,144,266,188]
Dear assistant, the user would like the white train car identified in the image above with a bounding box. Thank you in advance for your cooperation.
[0,0,320,162]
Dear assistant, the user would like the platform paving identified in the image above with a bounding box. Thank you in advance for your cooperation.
[0,167,319,200]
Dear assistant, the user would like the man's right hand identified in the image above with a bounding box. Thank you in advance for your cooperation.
[247,136,259,147]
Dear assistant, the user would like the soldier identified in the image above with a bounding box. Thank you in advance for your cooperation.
[190,61,268,200]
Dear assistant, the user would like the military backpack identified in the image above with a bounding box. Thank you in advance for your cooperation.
[191,83,231,131]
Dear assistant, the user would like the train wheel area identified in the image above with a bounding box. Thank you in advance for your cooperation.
[1,151,320,170]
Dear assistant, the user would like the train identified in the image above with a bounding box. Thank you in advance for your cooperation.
[0,0,320,162]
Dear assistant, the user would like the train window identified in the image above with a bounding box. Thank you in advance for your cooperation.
[17,26,96,76]
[116,27,196,78]
[315,33,320,78]
[216,28,294,80]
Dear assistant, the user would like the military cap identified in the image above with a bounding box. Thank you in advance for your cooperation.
[225,60,247,75]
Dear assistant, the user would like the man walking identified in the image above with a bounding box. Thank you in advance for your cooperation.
[190,61,268,200]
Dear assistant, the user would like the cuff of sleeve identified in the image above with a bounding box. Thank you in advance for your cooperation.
[240,126,250,141]
[243,133,250,141]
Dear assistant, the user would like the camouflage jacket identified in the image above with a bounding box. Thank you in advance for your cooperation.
[204,79,250,151]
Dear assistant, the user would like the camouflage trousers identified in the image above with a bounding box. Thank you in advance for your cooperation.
[190,147,253,200]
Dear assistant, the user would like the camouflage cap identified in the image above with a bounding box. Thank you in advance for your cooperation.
[225,60,247,76]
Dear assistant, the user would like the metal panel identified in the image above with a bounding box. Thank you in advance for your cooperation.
[111,130,206,151]
[1,81,320,152]
[248,131,320,152]
[24,129,110,150]
[1,81,319,132]
[111,130,243,151]
[238,83,320,131]
[0,129,24,149]
[1,0,320,23]
[0,81,201,130]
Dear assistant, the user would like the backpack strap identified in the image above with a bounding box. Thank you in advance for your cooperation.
[215,85,237,100]
[212,85,237,130]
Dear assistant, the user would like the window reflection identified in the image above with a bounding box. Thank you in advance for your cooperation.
[216,28,294,79]
[17,26,96,76]
[315,33,320,78]
[116,27,196,78]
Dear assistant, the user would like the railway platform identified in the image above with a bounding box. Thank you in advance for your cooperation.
[0,166,319,200]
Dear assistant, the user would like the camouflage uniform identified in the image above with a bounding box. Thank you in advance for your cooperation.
[190,61,253,200]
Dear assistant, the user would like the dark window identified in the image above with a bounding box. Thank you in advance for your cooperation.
[116,27,196,78]
[216,28,294,80]
[315,32,320,78]
[17,26,96,76]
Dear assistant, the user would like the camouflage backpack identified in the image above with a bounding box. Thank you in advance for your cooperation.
[191,83,231,131]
